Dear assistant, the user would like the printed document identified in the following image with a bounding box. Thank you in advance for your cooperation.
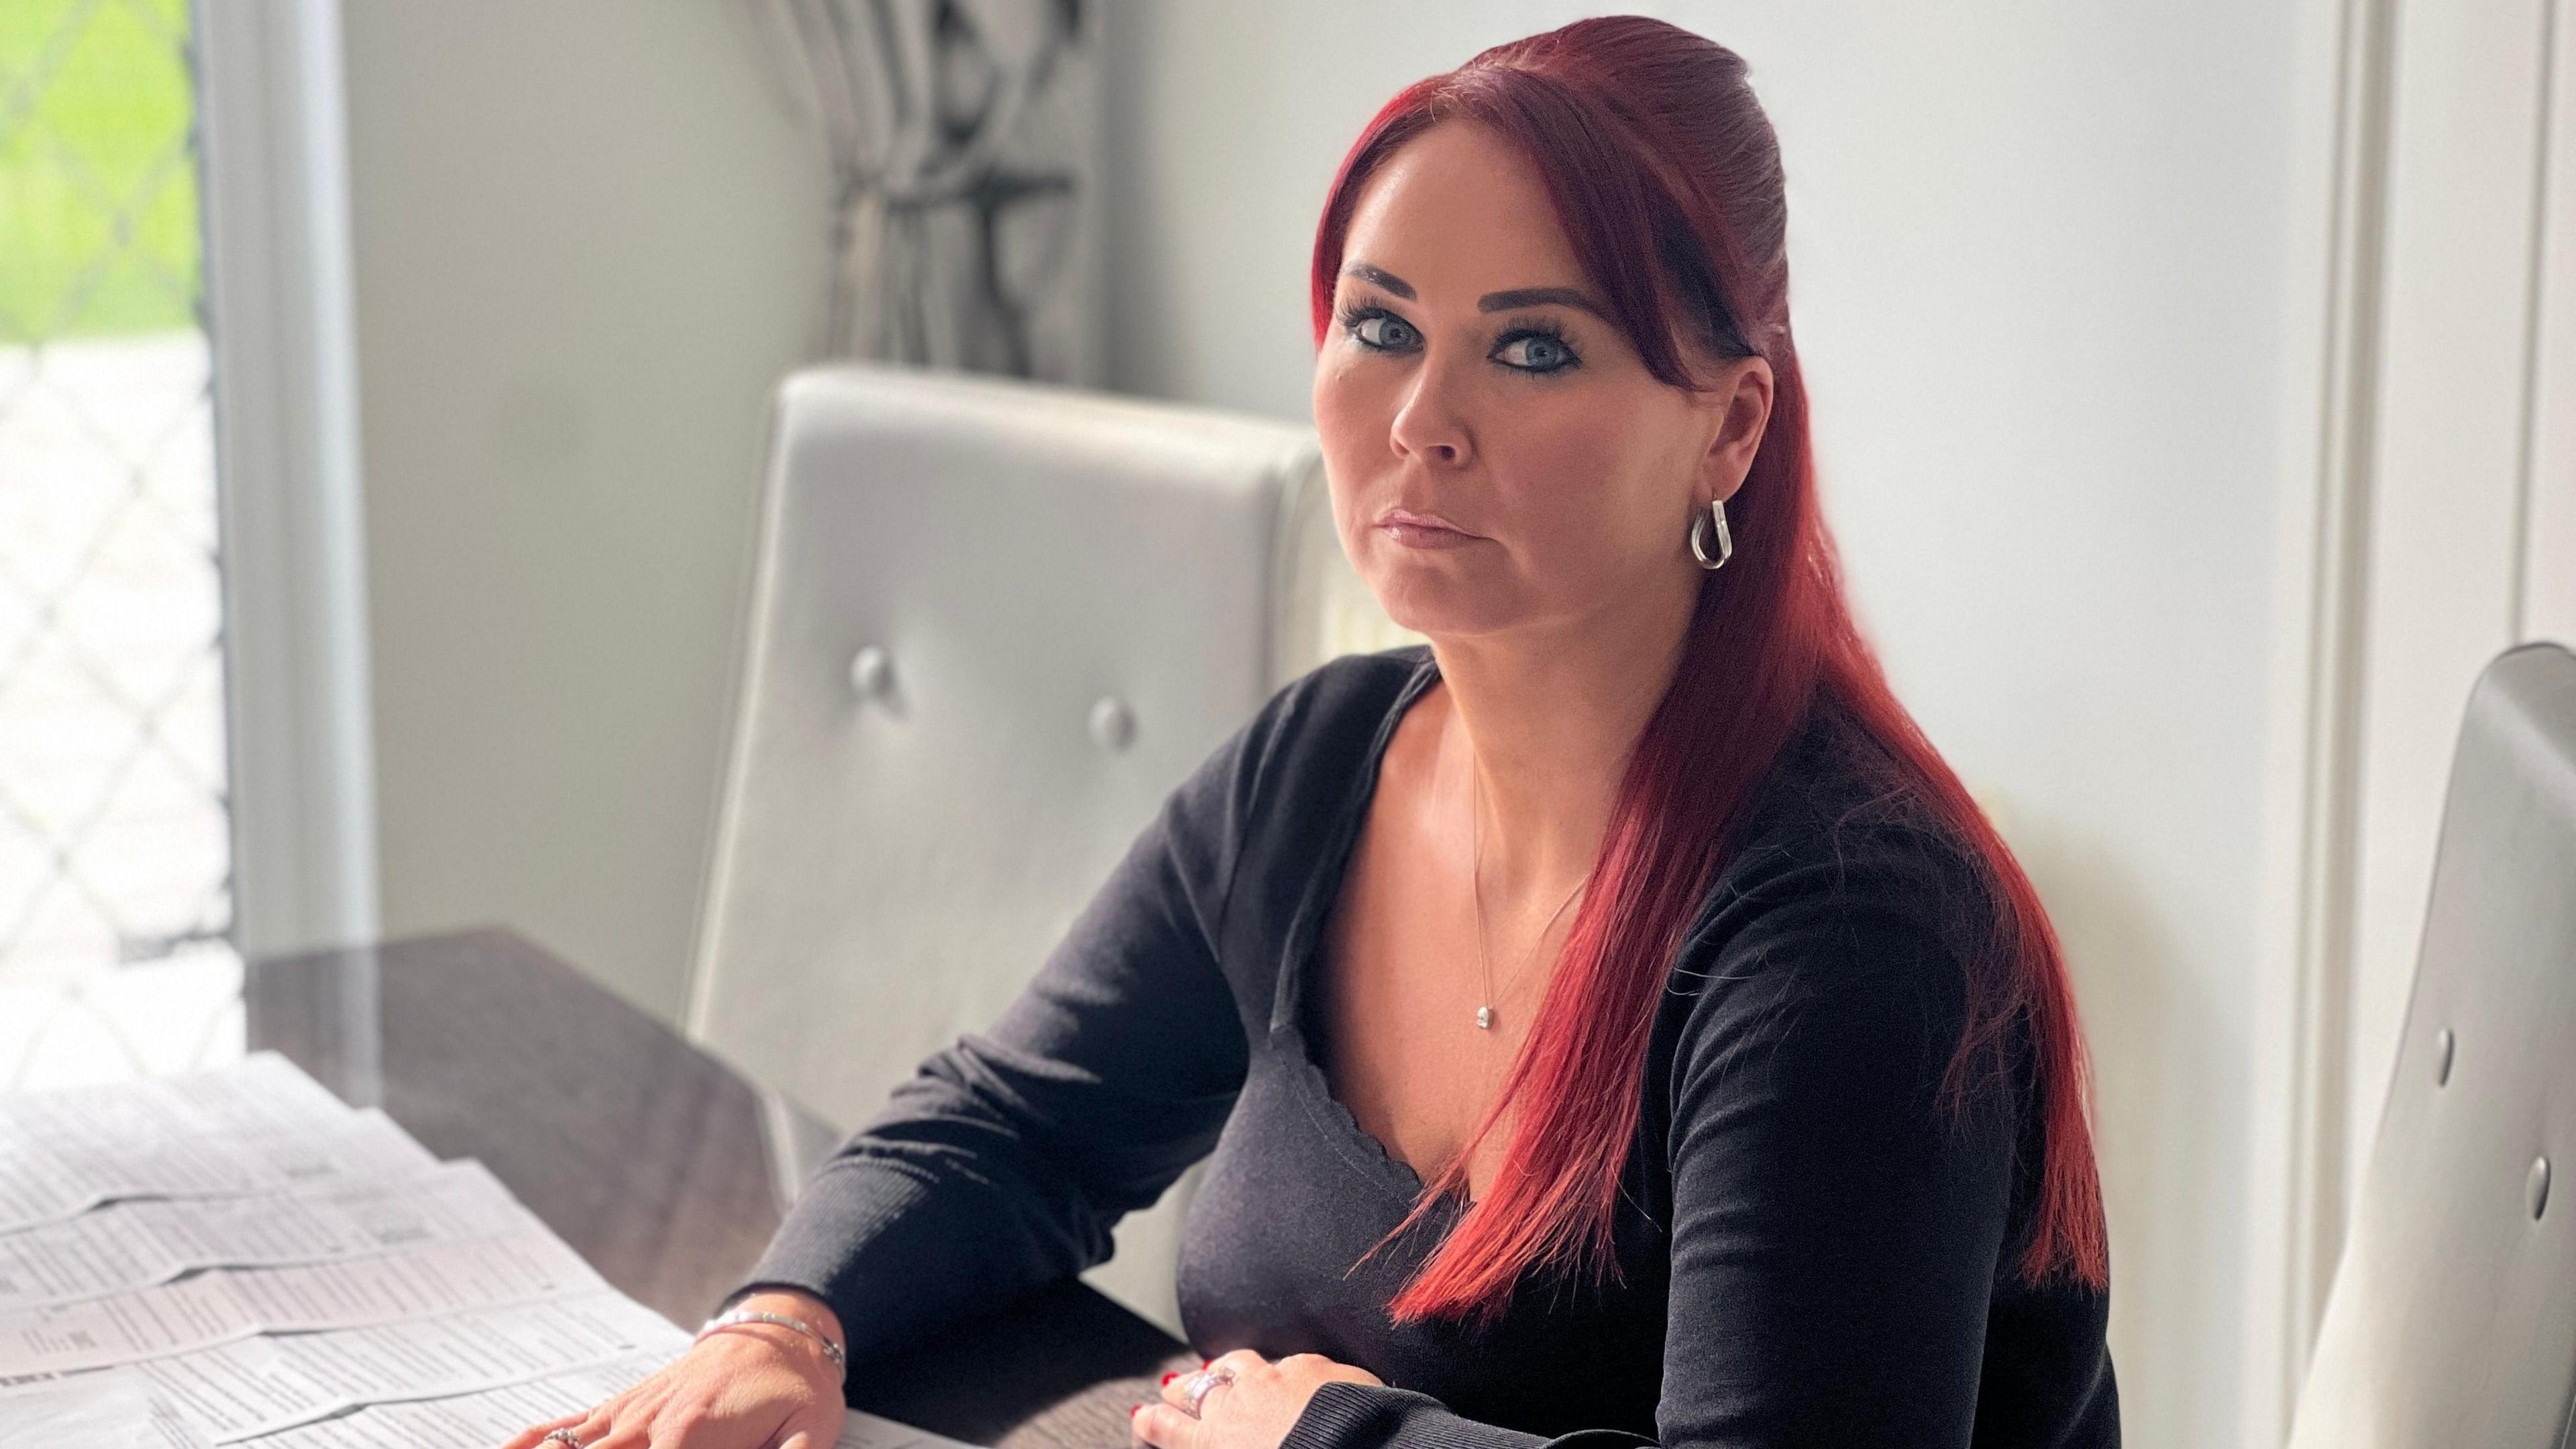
[0,1057,433,1234]
[0,1227,605,1376]
[0,1052,991,1449]
[0,1160,523,1311]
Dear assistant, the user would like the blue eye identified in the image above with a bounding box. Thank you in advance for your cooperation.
[1493,328,1578,374]
[1347,310,1420,352]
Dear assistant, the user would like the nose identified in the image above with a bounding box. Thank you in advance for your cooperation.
[1387,361,1472,468]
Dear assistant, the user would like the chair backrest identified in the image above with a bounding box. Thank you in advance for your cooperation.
[686,362,1409,1335]
[2289,642,2576,1448]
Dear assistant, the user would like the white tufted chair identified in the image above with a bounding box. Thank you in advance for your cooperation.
[685,362,1413,1336]
[2288,641,2576,1447]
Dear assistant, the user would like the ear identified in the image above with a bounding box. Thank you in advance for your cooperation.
[1697,356,1774,506]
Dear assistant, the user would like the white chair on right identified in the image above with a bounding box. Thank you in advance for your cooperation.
[2289,641,2576,1447]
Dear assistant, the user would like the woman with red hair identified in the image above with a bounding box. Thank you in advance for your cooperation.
[508,15,2116,1449]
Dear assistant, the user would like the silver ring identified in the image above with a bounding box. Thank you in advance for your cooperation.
[545,1430,585,1447]
[1178,1364,1237,1419]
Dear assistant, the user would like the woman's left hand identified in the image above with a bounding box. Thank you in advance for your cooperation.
[1134,1349,1387,1449]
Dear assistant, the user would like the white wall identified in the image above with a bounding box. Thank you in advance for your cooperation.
[341,1,827,1018]
[1100,6,2324,1446]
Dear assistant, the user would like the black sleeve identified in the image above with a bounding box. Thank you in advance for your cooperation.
[1281,845,2017,1449]
[733,686,1281,1366]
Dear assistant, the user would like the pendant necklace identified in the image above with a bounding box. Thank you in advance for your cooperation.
[1469,765,1591,1031]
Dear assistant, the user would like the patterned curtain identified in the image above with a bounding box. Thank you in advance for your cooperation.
[747,0,1097,383]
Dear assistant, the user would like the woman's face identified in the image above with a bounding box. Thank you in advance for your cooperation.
[1313,120,1770,643]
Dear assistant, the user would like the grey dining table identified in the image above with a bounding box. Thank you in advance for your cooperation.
[247,926,1201,1448]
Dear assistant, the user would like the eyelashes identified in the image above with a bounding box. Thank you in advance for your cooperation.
[1334,301,1585,375]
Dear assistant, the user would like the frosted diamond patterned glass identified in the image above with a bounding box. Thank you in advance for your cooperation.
[0,0,237,1010]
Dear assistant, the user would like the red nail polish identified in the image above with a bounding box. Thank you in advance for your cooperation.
[1161,1371,1178,1385]
[1132,1405,1145,1418]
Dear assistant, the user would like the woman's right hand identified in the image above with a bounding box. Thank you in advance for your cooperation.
[500,1291,849,1449]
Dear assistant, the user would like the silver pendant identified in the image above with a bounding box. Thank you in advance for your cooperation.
[1475,1005,1494,1030]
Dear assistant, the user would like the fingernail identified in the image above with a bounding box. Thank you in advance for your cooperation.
[1160,1371,1178,1385]
[1132,1405,1144,1418]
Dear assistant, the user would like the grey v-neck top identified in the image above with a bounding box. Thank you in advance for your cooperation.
[742,643,2120,1448]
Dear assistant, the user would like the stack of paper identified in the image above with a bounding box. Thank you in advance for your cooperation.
[0,1053,979,1449]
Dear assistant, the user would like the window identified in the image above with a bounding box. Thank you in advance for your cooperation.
[1,0,239,1085]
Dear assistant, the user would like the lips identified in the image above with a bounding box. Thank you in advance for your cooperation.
[1376,506,1477,537]
[1375,506,1483,551]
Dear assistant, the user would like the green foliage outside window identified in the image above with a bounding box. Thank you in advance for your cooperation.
[0,0,200,343]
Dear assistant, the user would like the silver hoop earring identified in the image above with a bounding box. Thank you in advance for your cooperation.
[1689,496,1733,572]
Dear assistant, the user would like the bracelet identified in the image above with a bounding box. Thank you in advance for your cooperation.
[696,1307,848,1381]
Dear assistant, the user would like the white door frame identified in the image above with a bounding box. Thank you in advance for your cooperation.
[2528,0,2576,647]
[2241,0,2398,1438]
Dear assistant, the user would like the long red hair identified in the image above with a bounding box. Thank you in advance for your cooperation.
[1310,15,2108,1327]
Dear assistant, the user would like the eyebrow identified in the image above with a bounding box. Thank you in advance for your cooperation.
[1339,263,1607,320]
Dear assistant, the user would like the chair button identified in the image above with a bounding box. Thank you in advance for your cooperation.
[849,645,894,700]
[2532,1157,2552,1221]
[2434,1027,2455,1086]
[1089,696,1136,751]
